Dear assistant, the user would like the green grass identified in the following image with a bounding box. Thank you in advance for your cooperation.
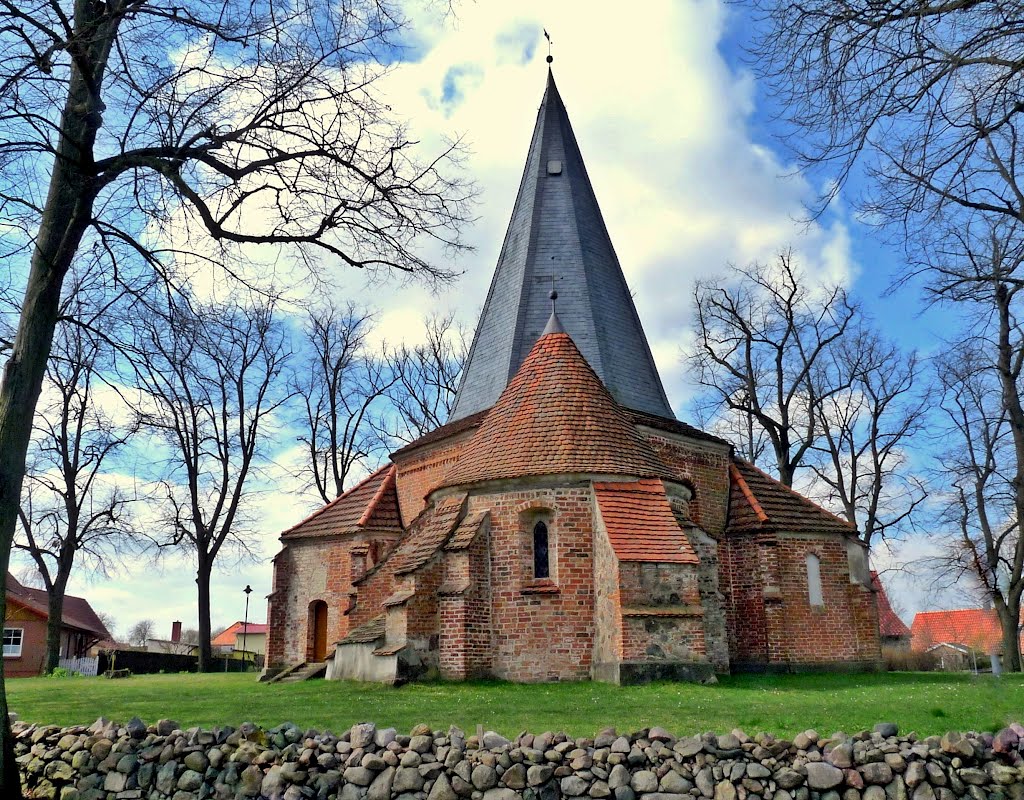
[8,672,1024,738]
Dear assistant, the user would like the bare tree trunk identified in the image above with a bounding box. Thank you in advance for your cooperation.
[44,587,67,675]
[196,556,213,672]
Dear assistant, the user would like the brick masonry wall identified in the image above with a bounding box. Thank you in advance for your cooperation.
[719,533,770,665]
[769,534,881,665]
[592,516,621,670]
[468,485,596,682]
[266,531,401,668]
[3,608,48,678]
[394,436,471,523]
[639,432,731,536]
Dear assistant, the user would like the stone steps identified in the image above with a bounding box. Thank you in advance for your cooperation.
[278,661,328,683]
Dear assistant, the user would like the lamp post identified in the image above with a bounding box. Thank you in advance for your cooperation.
[242,585,252,671]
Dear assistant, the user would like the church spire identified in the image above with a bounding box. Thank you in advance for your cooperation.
[450,68,675,421]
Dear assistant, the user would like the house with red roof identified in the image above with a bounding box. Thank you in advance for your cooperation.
[212,621,268,656]
[3,574,110,677]
[911,608,1022,658]
[265,68,882,685]
[871,572,911,648]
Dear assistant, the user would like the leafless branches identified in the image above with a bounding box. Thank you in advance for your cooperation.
[130,292,290,671]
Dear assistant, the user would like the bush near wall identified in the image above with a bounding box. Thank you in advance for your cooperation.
[14,716,1024,800]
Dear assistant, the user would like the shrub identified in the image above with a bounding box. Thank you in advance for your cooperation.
[45,667,80,679]
[883,646,938,672]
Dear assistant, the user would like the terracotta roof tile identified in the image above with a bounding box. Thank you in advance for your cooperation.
[442,333,673,488]
[390,410,488,459]
[383,494,466,576]
[281,465,402,540]
[728,460,856,535]
[871,571,910,639]
[445,512,489,551]
[593,479,698,564]
[211,621,267,647]
[627,409,731,447]
[5,573,110,639]
[339,615,385,645]
[911,608,1022,654]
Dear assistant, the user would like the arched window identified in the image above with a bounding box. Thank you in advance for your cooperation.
[533,521,550,579]
[806,553,823,607]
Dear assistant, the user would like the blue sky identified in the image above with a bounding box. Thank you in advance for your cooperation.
[22,0,972,640]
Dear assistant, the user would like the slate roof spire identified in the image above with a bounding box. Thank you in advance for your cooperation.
[449,68,675,421]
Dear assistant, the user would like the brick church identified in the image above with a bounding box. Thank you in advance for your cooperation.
[264,69,882,684]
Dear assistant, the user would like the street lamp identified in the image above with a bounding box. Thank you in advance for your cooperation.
[242,585,253,671]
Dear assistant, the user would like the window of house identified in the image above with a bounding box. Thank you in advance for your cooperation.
[533,521,550,579]
[806,553,823,607]
[3,628,23,657]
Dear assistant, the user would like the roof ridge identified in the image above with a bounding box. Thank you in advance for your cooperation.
[358,464,397,527]
[736,458,856,531]
[280,463,392,537]
[729,463,769,523]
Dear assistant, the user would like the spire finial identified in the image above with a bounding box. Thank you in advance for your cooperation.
[544,28,553,64]
[542,276,564,335]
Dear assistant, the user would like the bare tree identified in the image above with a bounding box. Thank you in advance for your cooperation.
[126,619,154,647]
[131,294,289,671]
[16,318,138,672]
[743,0,1024,232]
[809,331,928,547]
[384,312,468,443]
[923,218,1024,671]
[0,0,471,789]
[294,303,394,503]
[96,612,116,642]
[689,251,858,486]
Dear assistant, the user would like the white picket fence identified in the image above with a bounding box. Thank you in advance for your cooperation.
[58,656,99,676]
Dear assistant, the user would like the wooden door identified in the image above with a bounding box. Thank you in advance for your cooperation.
[312,602,328,662]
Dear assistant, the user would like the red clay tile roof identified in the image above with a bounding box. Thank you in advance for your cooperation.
[870,572,910,639]
[627,409,731,447]
[441,333,672,489]
[911,608,1023,654]
[445,511,489,551]
[727,460,856,535]
[339,615,385,645]
[281,465,402,540]
[379,494,466,576]
[593,479,698,564]
[390,409,489,459]
[211,621,268,647]
[5,573,110,639]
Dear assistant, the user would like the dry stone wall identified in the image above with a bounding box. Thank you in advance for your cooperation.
[14,716,1024,800]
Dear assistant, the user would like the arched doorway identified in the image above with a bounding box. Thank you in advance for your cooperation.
[309,601,328,662]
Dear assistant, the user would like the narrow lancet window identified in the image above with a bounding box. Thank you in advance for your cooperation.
[806,553,823,606]
[533,521,550,579]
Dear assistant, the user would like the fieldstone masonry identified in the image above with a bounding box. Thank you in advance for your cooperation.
[15,717,1024,800]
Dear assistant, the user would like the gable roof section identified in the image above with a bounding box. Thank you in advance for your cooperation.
[727,460,856,535]
[443,331,672,489]
[281,465,401,540]
[390,409,488,460]
[593,479,698,564]
[450,70,673,421]
[5,573,110,639]
[870,572,910,639]
[378,493,467,577]
[911,608,1021,654]
[211,621,268,646]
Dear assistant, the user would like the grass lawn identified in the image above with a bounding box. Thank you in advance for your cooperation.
[8,672,1024,739]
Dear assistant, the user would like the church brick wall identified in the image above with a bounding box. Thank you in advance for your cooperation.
[591,520,622,672]
[621,615,706,661]
[719,533,770,665]
[394,437,470,523]
[769,534,881,666]
[639,433,731,536]
[439,530,493,679]
[264,537,355,667]
[471,485,595,682]
[617,561,707,662]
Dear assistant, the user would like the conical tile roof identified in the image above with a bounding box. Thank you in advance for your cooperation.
[450,70,673,421]
[441,330,672,488]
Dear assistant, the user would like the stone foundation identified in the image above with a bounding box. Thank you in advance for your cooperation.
[15,716,1024,800]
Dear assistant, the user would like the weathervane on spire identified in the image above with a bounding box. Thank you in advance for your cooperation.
[544,29,553,64]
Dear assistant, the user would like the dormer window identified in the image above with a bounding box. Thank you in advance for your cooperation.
[533,521,550,579]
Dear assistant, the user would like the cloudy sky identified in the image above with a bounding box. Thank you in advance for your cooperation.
[37,0,964,641]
